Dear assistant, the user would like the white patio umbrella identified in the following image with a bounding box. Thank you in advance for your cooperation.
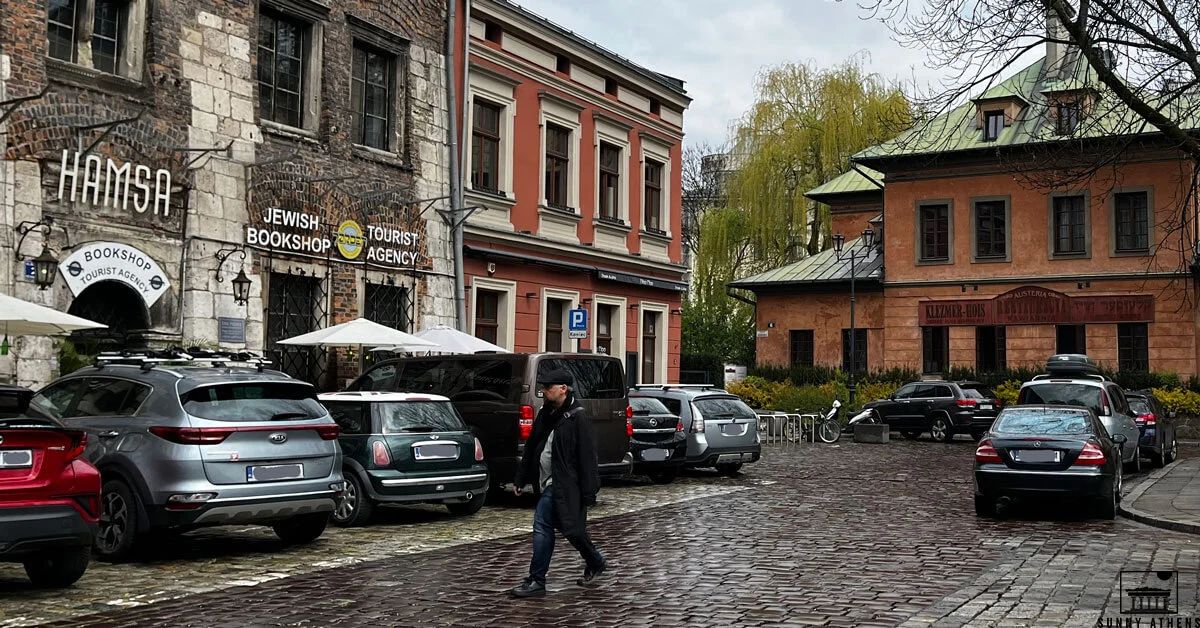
[0,292,107,337]
[373,324,508,354]
[277,317,439,350]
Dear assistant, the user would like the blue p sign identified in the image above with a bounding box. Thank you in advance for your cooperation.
[568,308,588,331]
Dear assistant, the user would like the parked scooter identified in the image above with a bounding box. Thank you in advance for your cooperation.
[846,406,880,431]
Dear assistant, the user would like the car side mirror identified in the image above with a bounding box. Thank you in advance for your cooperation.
[1113,434,1127,445]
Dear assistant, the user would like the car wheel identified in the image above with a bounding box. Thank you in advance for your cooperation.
[23,546,91,588]
[1096,465,1120,520]
[1164,434,1178,464]
[715,462,742,476]
[646,467,679,484]
[331,471,373,528]
[901,430,921,440]
[95,479,140,563]
[930,416,953,443]
[272,513,329,544]
[973,495,996,518]
[446,490,487,517]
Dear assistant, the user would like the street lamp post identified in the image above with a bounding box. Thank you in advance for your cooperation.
[833,228,876,405]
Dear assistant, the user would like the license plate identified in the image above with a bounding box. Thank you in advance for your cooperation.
[1014,449,1060,463]
[0,450,33,469]
[414,444,458,460]
[980,404,992,410]
[246,463,303,482]
[641,448,669,462]
[721,424,746,436]
[717,453,742,463]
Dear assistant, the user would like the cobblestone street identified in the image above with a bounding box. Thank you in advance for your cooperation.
[2,439,1198,627]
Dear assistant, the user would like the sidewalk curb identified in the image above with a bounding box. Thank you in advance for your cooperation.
[1118,461,1200,535]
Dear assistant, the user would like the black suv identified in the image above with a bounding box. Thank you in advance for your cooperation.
[860,380,1001,442]
[1125,391,1178,467]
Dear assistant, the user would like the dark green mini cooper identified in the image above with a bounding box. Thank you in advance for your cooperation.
[319,392,489,527]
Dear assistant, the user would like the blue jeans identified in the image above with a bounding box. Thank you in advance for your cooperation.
[528,485,604,584]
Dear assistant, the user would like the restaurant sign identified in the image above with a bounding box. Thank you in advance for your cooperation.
[919,286,1153,326]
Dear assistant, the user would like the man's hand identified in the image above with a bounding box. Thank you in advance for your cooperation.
[513,485,523,497]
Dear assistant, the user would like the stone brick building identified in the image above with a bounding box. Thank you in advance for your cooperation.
[731,33,1200,378]
[0,0,454,389]
[452,0,691,384]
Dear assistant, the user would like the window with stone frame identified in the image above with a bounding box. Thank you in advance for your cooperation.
[1114,191,1150,253]
[1053,195,1088,255]
[641,310,660,384]
[545,123,571,209]
[1118,323,1149,371]
[595,304,615,356]
[46,0,145,79]
[471,100,502,193]
[644,159,664,233]
[974,199,1007,259]
[258,9,308,128]
[474,290,500,345]
[599,142,622,222]
[544,299,567,352]
[919,203,950,261]
[351,44,396,151]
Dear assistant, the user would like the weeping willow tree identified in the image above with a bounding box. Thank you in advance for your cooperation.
[684,57,912,365]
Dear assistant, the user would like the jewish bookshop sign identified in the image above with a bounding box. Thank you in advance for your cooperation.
[245,207,423,268]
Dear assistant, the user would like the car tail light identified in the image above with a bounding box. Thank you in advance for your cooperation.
[150,426,233,444]
[1100,388,1111,416]
[995,399,1003,407]
[1075,442,1107,466]
[1140,413,1157,426]
[315,425,340,440]
[625,405,633,420]
[64,430,87,460]
[474,437,484,461]
[975,439,1002,464]
[519,405,535,441]
[373,440,391,466]
[691,405,705,433]
[626,417,633,437]
[956,399,978,408]
[676,420,684,432]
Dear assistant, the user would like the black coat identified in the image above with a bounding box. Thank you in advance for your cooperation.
[515,395,600,539]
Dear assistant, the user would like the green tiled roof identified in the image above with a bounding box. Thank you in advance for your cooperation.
[805,167,884,201]
[853,55,1200,163]
[728,237,882,288]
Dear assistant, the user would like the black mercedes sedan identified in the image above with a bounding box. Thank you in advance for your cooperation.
[974,405,1127,520]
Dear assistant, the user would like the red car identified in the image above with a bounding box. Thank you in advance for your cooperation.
[1,385,100,587]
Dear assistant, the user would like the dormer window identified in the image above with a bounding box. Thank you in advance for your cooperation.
[984,111,1004,141]
[1057,100,1080,134]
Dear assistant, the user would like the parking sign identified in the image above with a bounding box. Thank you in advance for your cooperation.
[568,308,588,339]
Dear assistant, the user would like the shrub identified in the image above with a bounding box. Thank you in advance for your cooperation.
[852,381,903,410]
[726,376,787,409]
[993,380,1022,407]
[1150,387,1200,415]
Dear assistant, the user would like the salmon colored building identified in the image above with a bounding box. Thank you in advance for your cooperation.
[452,0,691,384]
[731,36,1200,379]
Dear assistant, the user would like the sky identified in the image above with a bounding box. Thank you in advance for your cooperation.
[512,0,946,151]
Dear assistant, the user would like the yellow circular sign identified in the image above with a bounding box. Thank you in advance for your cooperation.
[336,220,366,260]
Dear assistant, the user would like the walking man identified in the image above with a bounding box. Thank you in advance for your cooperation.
[509,368,607,597]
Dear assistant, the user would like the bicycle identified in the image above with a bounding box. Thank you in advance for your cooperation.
[778,400,843,444]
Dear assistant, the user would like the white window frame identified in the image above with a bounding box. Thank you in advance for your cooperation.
[539,93,583,211]
[639,134,673,237]
[538,287,579,352]
[637,301,669,384]
[469,276,517,352]
[594,116,632,224]
[592,294,627,359]
[465,66,519,196]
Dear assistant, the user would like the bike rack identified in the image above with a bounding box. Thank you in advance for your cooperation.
[757,412,821,449]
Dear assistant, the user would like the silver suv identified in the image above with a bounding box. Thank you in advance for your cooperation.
[629,385,761,476]
[26,351,344,562]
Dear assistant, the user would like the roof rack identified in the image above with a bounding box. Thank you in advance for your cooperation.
[629,384,726,391]
[94,347,274,372]
[1031,373,1109,382]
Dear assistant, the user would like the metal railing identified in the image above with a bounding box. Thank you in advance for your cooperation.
[757,412,822,449]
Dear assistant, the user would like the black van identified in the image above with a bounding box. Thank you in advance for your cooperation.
[347,353,633,495]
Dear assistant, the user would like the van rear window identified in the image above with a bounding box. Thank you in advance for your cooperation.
[539,359,625,399]
[1017,383,1104,417]
[392,360,519,403]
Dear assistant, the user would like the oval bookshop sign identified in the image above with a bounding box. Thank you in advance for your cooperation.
[59,242,170,306]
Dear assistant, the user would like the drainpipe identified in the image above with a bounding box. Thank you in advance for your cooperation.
[446,0,466,330]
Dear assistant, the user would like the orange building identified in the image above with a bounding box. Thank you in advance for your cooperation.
[452,0,691,384]
[731,42,1200,378]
